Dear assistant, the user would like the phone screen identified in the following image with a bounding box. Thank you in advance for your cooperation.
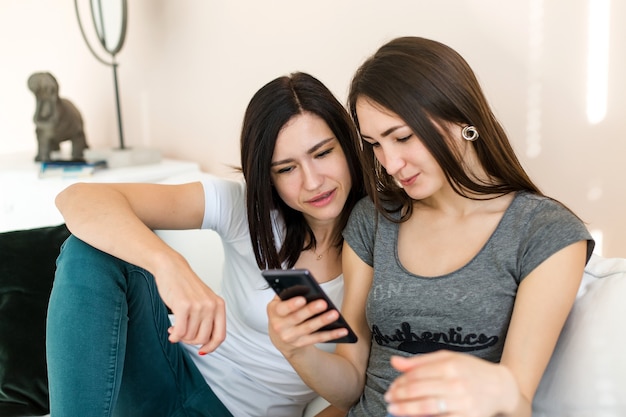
[262,269,358,343]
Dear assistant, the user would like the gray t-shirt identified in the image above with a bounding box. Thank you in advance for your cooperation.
[343,192,594,417]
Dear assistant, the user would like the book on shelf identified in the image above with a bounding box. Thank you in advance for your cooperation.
[39,159,108,178]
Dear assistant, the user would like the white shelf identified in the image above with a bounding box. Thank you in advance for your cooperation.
[0,152,201,233]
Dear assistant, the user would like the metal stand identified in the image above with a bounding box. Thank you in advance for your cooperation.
[112,62,125,150]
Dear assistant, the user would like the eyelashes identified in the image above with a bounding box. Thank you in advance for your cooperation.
[362,134,413,149]
[273,147,335,175]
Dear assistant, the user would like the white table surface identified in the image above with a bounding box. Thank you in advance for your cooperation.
[0,152,200,233]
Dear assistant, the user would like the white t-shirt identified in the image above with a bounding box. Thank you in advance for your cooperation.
[180,175,343,417]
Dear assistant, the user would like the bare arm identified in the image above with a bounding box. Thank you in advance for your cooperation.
[498,240,588,415]
[384,240,588,417]
[267,243,373,409]
[56,182,205,250]
[55,181,226,354]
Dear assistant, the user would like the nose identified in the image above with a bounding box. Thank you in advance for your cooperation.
[377,143,405,177]
[302,162,323,191]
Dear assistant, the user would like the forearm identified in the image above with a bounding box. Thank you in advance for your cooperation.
[287,347,364,410]
[55,182,187,275]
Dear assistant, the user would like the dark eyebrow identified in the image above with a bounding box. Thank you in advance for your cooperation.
[360,125,405,140]
[271,137,336,167]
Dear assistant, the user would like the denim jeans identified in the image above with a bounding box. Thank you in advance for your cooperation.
[46,235,233,417]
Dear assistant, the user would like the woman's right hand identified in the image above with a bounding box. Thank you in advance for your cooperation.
[267,295,349,357]
[267,290,369,410]
[155,255,226,355]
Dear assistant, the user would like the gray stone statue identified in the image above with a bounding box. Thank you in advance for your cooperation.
[27,72,88,161]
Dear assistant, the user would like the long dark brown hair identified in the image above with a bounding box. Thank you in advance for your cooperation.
[241,72,365,269]
[348,36,542,222]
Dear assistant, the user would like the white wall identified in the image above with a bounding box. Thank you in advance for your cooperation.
[1,0,625,257]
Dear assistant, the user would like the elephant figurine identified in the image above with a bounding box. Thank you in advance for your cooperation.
[27,72,88,162]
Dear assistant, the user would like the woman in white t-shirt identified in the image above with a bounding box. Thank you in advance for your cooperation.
[47,72,365,417]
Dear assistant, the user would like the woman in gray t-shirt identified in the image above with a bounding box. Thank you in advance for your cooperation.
[268,36,594,417]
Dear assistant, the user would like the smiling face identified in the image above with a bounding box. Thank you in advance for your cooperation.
[356,98,462,201]
[270,112,352,226]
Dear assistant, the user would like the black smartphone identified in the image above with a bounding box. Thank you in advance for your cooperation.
[262,269,358,343]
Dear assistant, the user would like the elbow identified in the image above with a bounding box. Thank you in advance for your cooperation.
[55,182,88,215]
[333,394,361,412]
[55,183,76,213]
[55,186,68,212]
[334,374,366,410]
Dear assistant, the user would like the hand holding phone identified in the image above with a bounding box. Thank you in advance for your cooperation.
[262,269,358,343]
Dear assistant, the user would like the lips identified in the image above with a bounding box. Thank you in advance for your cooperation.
[398,174,418,187]
[307,189,336,207]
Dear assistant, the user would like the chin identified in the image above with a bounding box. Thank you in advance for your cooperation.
[321,203,346,222]
[404,189,433,201]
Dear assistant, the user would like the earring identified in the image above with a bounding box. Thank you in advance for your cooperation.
[462,125,479,141]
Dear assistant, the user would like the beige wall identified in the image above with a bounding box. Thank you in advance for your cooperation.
[1,0,624,257]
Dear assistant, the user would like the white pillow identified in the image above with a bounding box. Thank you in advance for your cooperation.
[532,254,626,416]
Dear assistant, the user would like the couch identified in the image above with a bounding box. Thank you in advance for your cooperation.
[158,229,626,417]
[1,177,625,416]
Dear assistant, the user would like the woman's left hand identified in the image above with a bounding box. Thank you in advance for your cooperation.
[384,350,519,417]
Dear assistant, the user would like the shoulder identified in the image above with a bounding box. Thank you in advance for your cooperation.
[500,192,594,278]
[343,197,379,265]
[200,175,246,200]
[200,175,249,234]
[508,192,584,229]
[346,197,378,230]
[511,191,565,211]
[353,195,376,214]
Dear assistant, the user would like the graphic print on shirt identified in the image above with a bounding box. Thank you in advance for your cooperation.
[372,322,499,354]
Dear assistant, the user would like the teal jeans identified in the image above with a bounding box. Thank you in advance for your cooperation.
[46,235,233,417]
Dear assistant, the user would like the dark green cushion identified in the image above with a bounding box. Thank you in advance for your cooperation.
[0,224,70,417]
